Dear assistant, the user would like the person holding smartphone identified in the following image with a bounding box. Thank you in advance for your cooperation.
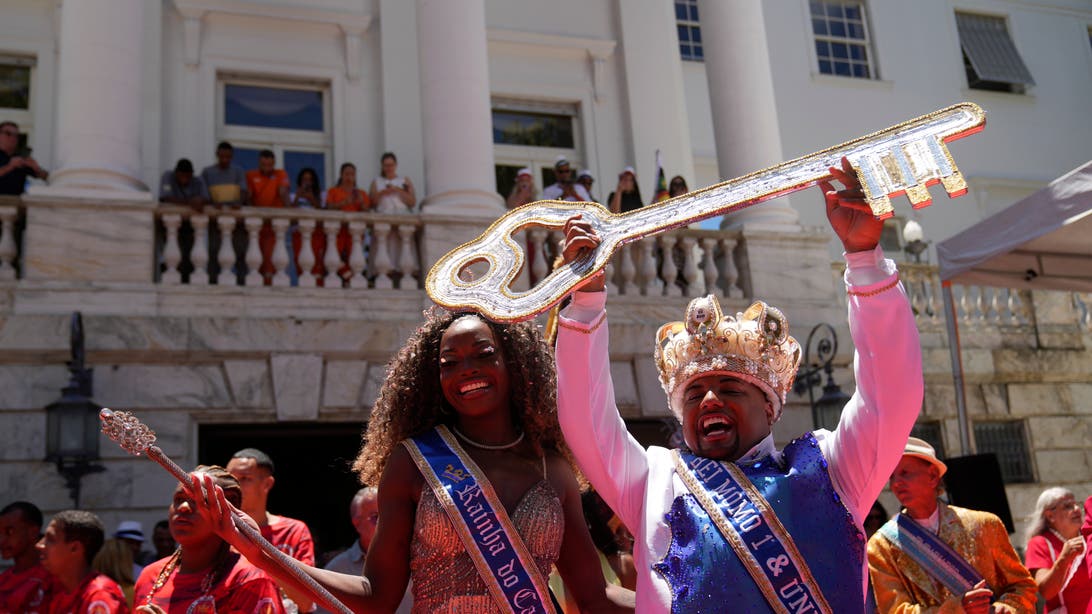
[0,121,48,195]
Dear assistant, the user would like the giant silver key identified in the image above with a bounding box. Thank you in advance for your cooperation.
[426,102,986,322]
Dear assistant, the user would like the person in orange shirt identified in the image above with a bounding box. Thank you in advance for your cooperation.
[246,150,290,284]
[325,162,371,285]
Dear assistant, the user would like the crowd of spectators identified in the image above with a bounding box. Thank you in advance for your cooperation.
[4,455,1091,612]
[158,143,417,217]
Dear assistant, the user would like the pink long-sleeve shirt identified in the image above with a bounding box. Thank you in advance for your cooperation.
[555,246,923,612]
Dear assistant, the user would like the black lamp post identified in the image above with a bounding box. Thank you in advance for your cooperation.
[793,323,851,431]
[45,312,105,508]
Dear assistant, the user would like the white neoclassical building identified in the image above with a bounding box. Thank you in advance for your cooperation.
[0,0,1089,553]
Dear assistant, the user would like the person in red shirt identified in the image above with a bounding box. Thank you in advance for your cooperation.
[226,449,315,613]
[0,501,51,614]
[1025,487,1092,614]
[245,150,291,284]
[133,465,283,614]
[36,510,128,614]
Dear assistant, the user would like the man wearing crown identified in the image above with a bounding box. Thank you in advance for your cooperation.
[554,160,923,613]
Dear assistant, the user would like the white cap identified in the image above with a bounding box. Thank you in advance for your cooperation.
[516,167,533,178]
[577,169,593,180]
[621,165,636,177]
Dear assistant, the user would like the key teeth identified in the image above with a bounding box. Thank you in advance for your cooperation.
[941,171,968,198]
[865,194,894,220]
[906,185,933,209]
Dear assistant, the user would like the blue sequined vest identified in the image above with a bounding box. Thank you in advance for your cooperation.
[653,433,866,613]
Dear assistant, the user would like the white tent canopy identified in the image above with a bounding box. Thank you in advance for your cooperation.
[937,160,1092,290]
[933,159,1092,455]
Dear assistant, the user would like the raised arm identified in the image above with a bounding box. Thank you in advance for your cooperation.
[555,216,651,533]
[817,159,923,524]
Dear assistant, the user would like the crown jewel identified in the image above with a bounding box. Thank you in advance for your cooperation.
[654,296,801,421]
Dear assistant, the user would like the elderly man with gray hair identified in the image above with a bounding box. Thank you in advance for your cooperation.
[319,487,410,614]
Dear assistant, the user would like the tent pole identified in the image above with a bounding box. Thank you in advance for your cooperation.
[942,281,972,455]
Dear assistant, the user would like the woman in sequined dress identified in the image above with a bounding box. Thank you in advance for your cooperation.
[193,309,634,613]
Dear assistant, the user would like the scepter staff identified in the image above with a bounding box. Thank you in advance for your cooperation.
[100,408,354,614]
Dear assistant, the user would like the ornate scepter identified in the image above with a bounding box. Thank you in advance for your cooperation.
[100,408,354,614]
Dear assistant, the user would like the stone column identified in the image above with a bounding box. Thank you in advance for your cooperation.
[44,0,148,194]
[415,0,505,270]
[617,0,694,194]
[22,0,155,284]
[416,0,502,216]
[699,0,799,230]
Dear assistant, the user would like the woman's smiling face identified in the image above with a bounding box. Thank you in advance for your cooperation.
[438,316,512,419]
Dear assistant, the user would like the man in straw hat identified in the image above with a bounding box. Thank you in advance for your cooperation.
[867,438,1036,613]
[555,160,923,612]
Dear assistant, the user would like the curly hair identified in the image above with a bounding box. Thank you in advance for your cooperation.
[353,308,578,487]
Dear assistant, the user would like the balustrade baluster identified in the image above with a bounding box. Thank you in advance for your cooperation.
[681,237,702,295]
[270,218,291,287]
[398,224,418,289]
[987,287,1001,323]
[244,217,263,286]
[637,239,657,295]
[659,235,680,297]
[958,286,972,322]
[217,216,237,286]
[347,222,366,288]
[720,238,739,298]
[0,207,17,280]
[619,244,636,295]
[190,215,210,286]
[907,268,924,319]
[297,219,317,287]
[702,238,719,297]
[324,222,343,289]
[373,223,393,289]
[528,229,547,287]
[161,213,183,284]
[927,273,941,322]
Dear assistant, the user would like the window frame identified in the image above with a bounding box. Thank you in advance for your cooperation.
[216,75,333,186]
[910,421,946,460]
[0,55,36,146]
[491,98,583,197]
[954,11,1034,94]
[972,419,1034,484]
[675,0,704,62]
[808,0,878,80]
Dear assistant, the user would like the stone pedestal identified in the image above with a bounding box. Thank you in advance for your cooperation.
[22,195,156,283]
[738,228,837,310]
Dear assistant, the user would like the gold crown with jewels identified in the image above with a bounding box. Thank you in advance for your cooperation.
[654,296,802,421]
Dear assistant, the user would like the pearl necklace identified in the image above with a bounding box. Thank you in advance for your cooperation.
[452,426,525,450]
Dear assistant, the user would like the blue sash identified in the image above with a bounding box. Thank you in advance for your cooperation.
[672,450,833,614]
[877,512,983,595]
[402,426,556,614]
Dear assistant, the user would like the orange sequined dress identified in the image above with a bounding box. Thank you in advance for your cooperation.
[409,480,564,613]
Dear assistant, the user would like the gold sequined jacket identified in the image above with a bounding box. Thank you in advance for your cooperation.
[866,502,1037,613]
